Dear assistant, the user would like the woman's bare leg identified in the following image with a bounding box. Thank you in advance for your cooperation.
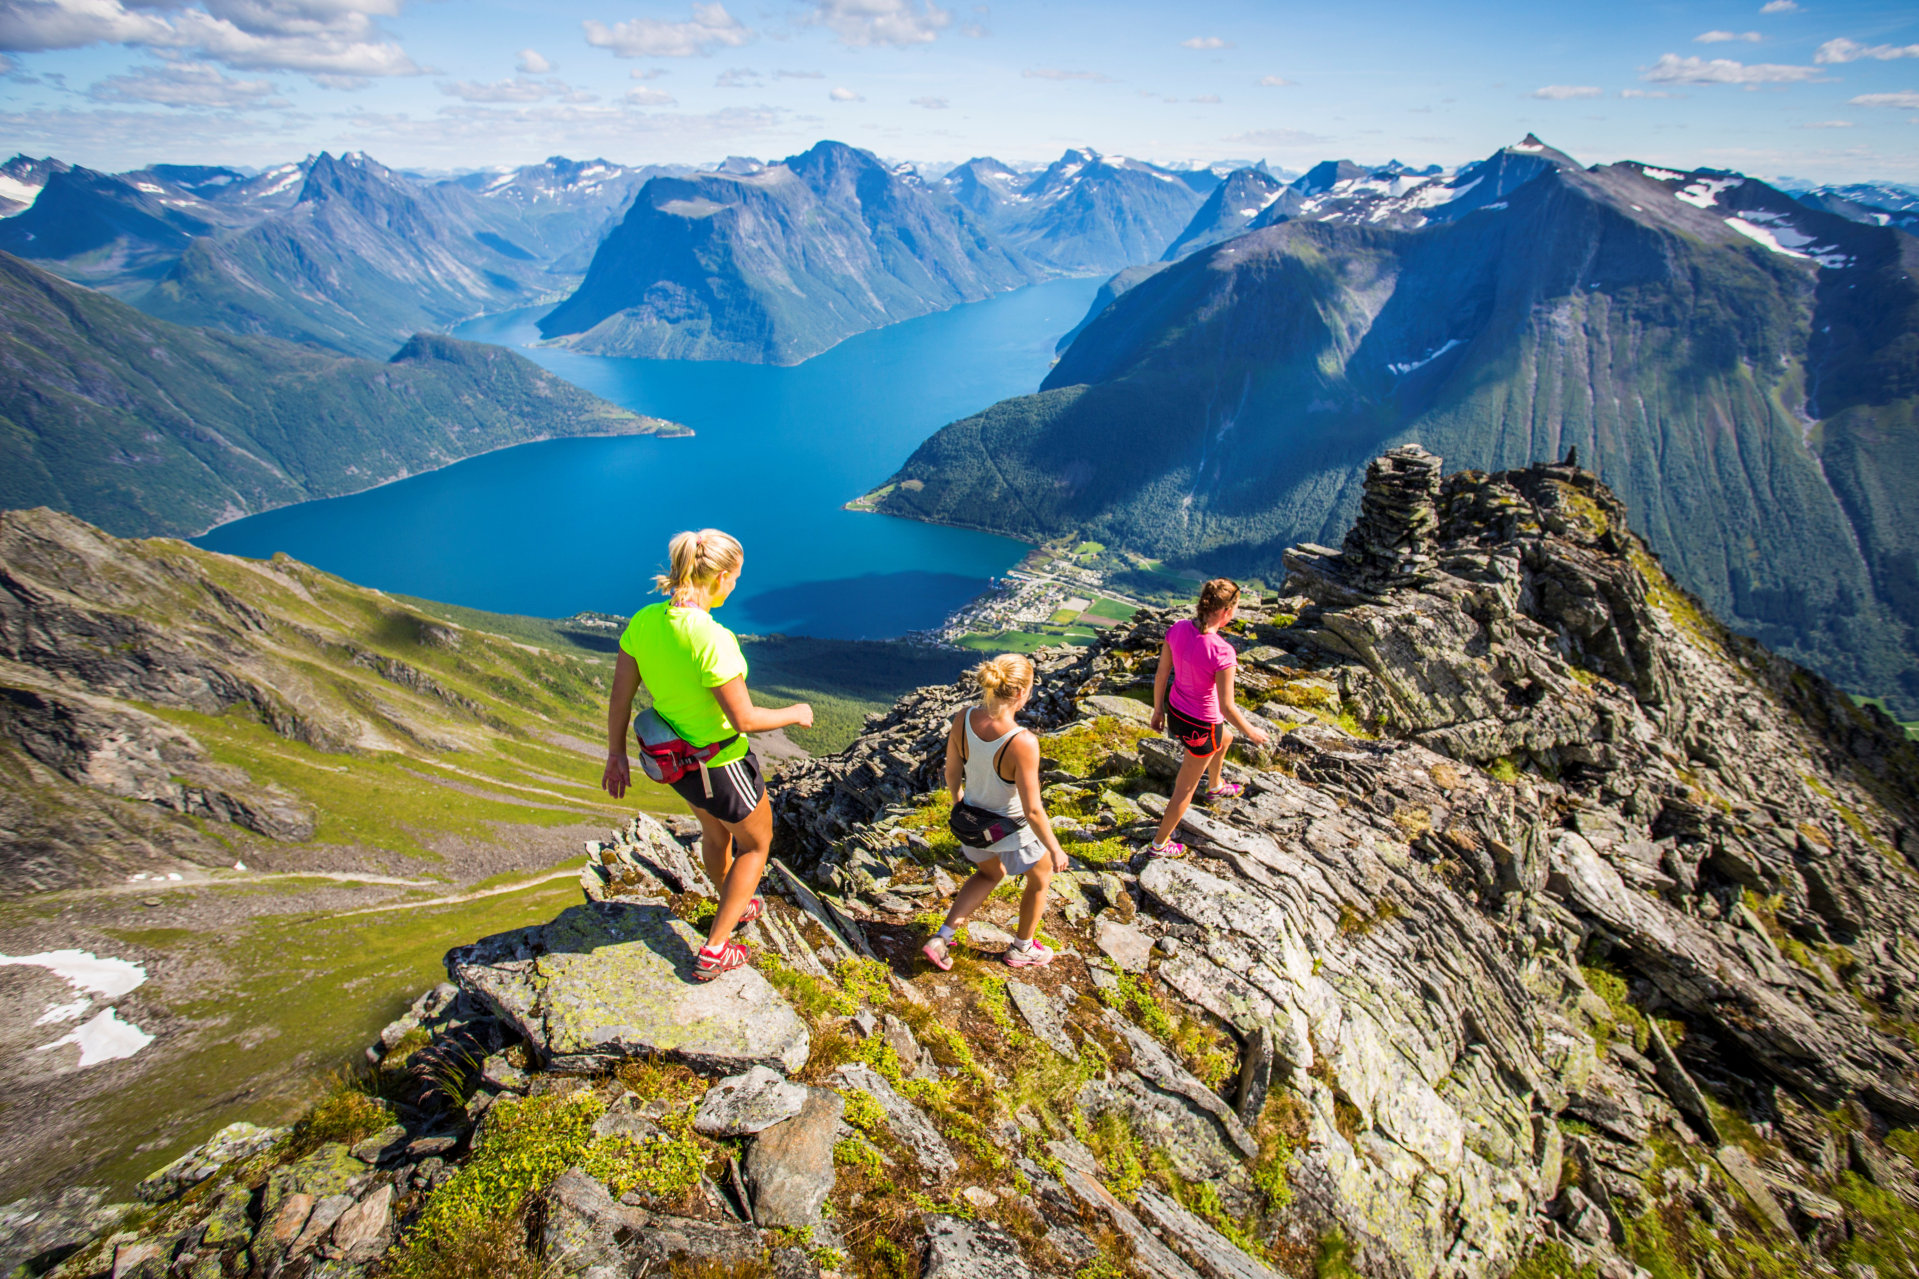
[941,858,1005,933]
[1153,749,1212,846]
[1204,728,1234,791]
[695,808,733,892]
[703,794,772,951]
[1017,861,1054,942]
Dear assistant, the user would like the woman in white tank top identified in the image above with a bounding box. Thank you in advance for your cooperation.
[922,654,1070,971]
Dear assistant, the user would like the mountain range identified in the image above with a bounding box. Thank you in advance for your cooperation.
[870,135,1919,715]
[0,250,679,540]
[538,140,1045,364]
[939,147,1215,274]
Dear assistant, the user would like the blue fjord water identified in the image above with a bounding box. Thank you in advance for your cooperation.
[195,277,1104,639]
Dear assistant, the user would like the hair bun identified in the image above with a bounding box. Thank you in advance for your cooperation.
[972,653,1034,705]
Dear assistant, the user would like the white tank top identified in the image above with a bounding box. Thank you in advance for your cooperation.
[963,710,1026,818]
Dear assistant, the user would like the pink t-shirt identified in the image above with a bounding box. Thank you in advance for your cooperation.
[1166,617,1237,722]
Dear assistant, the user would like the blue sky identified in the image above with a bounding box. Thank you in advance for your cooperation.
[2,0,1916,182]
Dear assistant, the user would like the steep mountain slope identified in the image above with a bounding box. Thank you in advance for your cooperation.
[444,156,670,273]
[143,152,560,359]
[0,163,266,293]
[872,137,1919,713]
[539,140,1041,364]
[0,251,678,539]
[0,153,67,217]
[1794,182,1919,232]
[1161,164,1283,260]
[942,147,1216,274]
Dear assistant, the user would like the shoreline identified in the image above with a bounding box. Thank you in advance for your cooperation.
[187,418,690,541]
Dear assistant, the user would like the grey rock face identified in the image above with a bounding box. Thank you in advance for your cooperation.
[920,1213,1036,1279]
[694,1065,809,1137]
[743,1086,843,1229]
[446,901,810,1075]
[1093,916,1154,973]
[135,1121,283,1202]
[1005,980,1078,1061]
[830,1063,957,1179]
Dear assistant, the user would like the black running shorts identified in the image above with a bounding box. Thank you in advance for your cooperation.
[1167,702,1224,757]
[668,750,766,825]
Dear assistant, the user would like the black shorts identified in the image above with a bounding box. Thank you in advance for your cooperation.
[1167,703,1224,757]
[667,750,766,825]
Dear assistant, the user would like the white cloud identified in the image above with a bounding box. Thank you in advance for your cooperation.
[1190,93,1220,103]
[1852,90,1919,108]
[1181,36,1231,50]
[1255,74,1295,86]
[630,67,667,79]
[1640,53,1825,84]
[1531,84,1603,99]
[0,0,424,78]
[1696,30,1762,43]
[910,94,946,108]
[1619,88,1685,98]
[1022,67,1112,82]
[1760,0,1798,11]
[582,3,751,58]
[515,48,552,74]
[828,84,861,100]
[87,58,285,108]
[715,66,758,86]
[774,69,823,79]
[440,76,553,103]
[1226,126,1328,147]
[809,0,950,48]
[624,85,675,105]
[1800,119,1853,127]
[1816,38,1919,63]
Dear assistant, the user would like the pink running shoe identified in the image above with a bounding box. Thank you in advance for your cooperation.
[1003,939,1055,969]
[1201,782,1244,802]
[922,936,954,972]
[1143,839,1188,859]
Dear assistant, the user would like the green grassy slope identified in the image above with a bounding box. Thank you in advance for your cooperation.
[0,251,682,540]
[0,511,974,896]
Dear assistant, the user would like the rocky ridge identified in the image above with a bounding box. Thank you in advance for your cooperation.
[31,448,1919,1279]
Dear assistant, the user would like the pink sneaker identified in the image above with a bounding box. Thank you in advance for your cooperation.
[1201,782,1244,802]
[1143,839,1188,859]
[1003,940,1055,969]
[922,937,954,972]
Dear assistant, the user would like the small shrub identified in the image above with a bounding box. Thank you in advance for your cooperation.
[578,1105,709,1206]
[279,1080,391,1160]
[387,1092,604,1279]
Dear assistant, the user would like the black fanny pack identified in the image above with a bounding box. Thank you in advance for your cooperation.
[948,799,1028,849]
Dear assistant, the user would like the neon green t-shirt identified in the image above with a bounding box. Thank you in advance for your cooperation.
[619,601,751,766]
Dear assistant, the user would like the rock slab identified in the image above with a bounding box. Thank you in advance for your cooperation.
[743,1086,843,1229]
[694,1065,809,1137]
[446,901,810,1075]
[921,1213,1036,1279]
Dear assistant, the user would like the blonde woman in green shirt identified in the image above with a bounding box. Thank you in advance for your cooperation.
[602,529,812,981]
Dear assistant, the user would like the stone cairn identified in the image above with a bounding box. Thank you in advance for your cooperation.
[1340,443,1443,590]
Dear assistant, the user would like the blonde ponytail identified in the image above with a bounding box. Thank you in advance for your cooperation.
[1196,578,1242,626]
[973,653,1035,711]
[654,529,745,605]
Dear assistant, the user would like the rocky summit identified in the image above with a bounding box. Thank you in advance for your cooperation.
[33,448,1919,1279]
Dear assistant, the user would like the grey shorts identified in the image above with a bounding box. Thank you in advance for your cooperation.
[964,829,1048,876]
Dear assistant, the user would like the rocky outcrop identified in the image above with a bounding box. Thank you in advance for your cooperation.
[446,901,811,1075]
[767,448,1919,1278]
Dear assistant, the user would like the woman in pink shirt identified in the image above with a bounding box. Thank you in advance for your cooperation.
[1145,579,1269,857]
